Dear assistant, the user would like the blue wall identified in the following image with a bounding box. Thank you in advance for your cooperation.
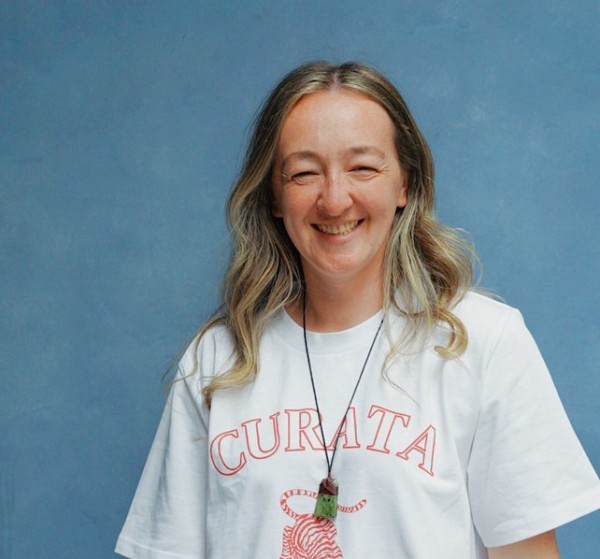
[1,1,598,557]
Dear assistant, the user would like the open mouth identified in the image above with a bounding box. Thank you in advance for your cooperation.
[314,220,362,235]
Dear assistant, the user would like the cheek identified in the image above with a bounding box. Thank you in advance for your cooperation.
[279,198,314,251]
[277,189,312,222]
[280,216,307,256]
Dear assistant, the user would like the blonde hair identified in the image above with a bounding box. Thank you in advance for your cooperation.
[199,62,475,407]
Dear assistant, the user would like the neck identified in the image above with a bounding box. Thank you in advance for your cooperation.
[289,274,385,333]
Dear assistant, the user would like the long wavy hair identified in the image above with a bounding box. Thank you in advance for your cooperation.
[198,62,475,407]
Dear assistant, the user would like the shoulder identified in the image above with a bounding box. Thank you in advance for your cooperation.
[453,291,516,326]
[451,291,530,362]
[177,320,236,385]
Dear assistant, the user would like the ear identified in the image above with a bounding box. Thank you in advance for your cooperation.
[272,196,282,218]
[271,183,283,217]
[396,171,408,209]
[271,175,283,217]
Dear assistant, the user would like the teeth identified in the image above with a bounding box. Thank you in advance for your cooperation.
[316,221,359,235]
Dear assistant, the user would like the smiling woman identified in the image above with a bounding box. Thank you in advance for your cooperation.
[116,62,600,559]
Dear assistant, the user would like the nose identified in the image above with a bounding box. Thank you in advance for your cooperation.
[316,172,352,216]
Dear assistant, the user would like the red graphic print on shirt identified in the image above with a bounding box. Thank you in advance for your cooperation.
[279,489,366,559]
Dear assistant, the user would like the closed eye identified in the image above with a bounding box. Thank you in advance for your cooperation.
[351,166,379,176]
[290,171,320,183]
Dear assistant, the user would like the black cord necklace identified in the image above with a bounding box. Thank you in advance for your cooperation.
[302,294,384,519]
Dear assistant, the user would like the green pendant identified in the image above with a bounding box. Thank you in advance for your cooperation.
[314,475,338,519]
[315,492,338,519]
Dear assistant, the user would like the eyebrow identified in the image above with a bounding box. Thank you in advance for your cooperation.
[347,146,387,159]
[280,151,319,168]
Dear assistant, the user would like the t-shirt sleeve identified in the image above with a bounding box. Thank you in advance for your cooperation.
[467,309,600,548]
[115,353,210,559]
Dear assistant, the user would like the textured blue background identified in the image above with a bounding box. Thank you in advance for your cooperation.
[1,1,599,557]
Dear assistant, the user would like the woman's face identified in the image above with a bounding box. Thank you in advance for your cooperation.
[272,89,407,288]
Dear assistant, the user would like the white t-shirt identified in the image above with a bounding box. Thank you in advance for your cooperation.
[116,292,600,558]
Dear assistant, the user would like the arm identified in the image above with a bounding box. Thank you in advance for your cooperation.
[488,531,560,559]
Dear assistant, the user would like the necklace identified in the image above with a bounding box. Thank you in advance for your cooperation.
[302,295,384,520]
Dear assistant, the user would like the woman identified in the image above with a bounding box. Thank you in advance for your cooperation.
[116,62,600,558]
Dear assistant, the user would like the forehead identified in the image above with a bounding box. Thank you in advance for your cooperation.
[276,89,397,157]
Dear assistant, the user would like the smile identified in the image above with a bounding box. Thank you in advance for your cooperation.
[314,220,361,235]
